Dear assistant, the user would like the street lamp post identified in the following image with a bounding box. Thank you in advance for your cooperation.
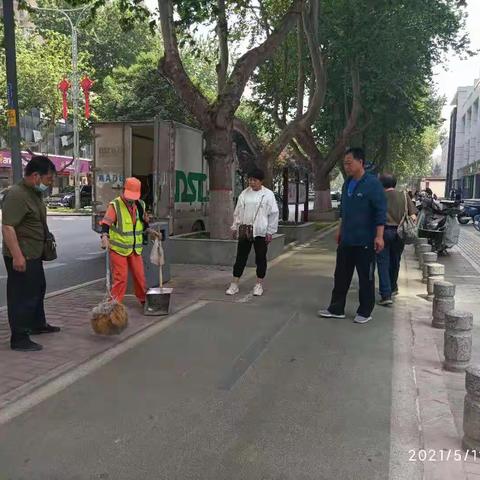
[2,0,23,184]
[31,4,90,211]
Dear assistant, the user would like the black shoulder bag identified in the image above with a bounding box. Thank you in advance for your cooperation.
[38,202,57,261]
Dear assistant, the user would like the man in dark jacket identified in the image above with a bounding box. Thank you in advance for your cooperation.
[318,148,387,324]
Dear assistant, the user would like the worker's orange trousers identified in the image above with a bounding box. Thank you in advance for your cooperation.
[110,250,146,304]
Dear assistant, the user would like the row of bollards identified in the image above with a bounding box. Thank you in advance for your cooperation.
[414,238,477,455]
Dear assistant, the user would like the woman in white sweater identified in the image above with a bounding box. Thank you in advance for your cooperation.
[226,169,279,297]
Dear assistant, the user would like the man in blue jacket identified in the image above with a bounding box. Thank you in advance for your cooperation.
[318,148,387,324]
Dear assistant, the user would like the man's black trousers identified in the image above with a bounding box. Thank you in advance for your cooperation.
[4,256,47,343]
[328,244,376,318]
[233,236,268,279]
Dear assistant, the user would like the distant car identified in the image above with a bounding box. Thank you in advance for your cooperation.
[62,185,92,209]
[46,185,92,209]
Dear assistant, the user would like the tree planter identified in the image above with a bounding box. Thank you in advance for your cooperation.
[169,232,285,266]
[303,209,340,222]
[278,222,316,244]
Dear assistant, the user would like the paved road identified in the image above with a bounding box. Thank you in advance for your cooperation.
[0,216,103,307]
[0,235,417,480]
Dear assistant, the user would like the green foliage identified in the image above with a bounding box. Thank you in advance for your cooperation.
[388,126,441,183]
[0,27,91,144]
[250,0,469,184]
[31,0,155,84]
[97,51,197,124]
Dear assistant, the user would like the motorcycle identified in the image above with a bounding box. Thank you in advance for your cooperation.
[457,200,480,225]
[418,198,461,255]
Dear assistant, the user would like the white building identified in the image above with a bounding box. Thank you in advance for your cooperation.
[446,80,480,198]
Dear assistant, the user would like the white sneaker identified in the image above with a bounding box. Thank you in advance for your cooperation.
[353,314,372,324]
[253,283,264,296]
[226,283,239,296]
[317,309,346,319]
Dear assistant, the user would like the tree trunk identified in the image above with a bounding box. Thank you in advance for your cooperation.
[312,161,332,212]
[205,127,234,239]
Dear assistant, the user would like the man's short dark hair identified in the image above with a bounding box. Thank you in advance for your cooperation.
[248,168,265,181]
[24,155,56,177]
[379,173,397,189]
[345,147,366,164]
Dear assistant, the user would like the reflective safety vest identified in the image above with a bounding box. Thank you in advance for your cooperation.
[109,197,144,256]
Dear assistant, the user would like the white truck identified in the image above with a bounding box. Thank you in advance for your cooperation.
[91,119,209,235]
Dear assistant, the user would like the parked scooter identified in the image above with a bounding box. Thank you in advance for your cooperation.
[418,197,461,255]
[457,200,480,225]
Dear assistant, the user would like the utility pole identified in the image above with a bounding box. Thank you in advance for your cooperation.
[2,0,23,184]
[31,4,90,211]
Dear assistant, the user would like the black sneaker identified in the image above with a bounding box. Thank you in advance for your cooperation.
[11,338,43,351]
[378,297,393,307]
[392,289,399,297]
[30,324,61,335]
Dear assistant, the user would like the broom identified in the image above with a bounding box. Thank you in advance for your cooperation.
[91,248,128,335]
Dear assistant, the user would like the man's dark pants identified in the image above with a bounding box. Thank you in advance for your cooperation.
[4,256,47,344]
[376,226,405,298]
[328,244,376,318]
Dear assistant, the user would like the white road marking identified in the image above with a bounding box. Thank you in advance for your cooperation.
[75,254,103,261]
[0,301,208,425]
[43,262,67,270]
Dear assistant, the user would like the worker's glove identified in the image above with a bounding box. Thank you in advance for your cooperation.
[100,235,110,250]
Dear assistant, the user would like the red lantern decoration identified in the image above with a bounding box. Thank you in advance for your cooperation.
[80,75,94,119]
[58,78,71,121]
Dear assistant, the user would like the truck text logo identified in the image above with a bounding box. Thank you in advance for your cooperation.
[175,170,208,203]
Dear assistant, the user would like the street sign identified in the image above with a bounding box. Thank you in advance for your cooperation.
[6,109,16,127]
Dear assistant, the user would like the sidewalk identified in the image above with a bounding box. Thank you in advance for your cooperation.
[0,233,317,413]
[0,227,405,480]
[0,226,478,480]
[0,263,253,411]
[401,226,480,480]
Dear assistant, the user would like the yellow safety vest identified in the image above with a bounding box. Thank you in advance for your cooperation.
[109,197,145,256]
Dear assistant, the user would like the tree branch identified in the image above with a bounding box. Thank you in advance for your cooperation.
[158,0,211,128]
[233,117,264,158]
[289,139,309,165]
[259,0,327,163]
[324,63,362,173]
[216,0,229,94]
[215,0,303,124]
[296,16,305,118]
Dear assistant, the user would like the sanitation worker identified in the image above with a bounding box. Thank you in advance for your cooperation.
[100,177,148,305]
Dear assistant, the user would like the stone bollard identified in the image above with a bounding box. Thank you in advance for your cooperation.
[416,244,432,264]
[421,252,438,282]
[427,263,445,300]
[432,281,455,329]
[444,310,473,372]
[463,366,480,455]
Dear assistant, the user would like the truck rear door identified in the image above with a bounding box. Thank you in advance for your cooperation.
[92,123,130,232]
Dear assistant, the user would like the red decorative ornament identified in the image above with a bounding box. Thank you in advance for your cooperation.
[58,78,71,121]
[80,75,94,119]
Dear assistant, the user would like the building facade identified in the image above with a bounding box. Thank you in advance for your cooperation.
[446,80,480,199]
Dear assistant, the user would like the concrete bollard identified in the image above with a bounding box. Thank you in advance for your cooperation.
[426,263,445,300]
[444,310,473,372]
[432,281,455,329]
[463,366,480,455]
[416,244,432,264]
[422,252,438,283]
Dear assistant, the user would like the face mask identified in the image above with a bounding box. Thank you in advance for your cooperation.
[35,183,49,193]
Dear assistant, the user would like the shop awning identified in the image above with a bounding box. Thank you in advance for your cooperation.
[0,150,91,176]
